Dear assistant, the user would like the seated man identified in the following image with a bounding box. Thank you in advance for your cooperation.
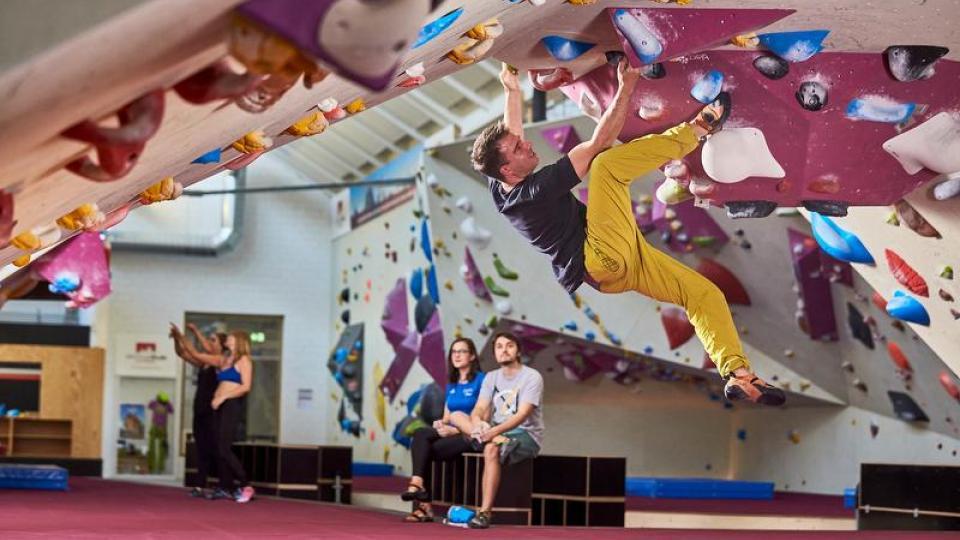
[470,60,785,407]
[467,332,544,529]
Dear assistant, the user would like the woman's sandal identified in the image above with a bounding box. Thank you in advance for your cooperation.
[693,91,732,137]
[403,501,434,523]
[400,483,430,502]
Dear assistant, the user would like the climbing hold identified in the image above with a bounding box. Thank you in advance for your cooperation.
[870,420,879,439]
[340,309,350,325]
[940,265,954,280]
[446,19,503,65]
[894,200,941,239]
[796,81,828,111]
[462,247,492,302]
[753,55,789,79]
[345,98,366,115]
[883,113,960,175]
[455,196,473,213]
[847,303,874,350]
[730,33,759,48]
[426,264,440,305]
[702,128,785,183]
[61,89,165,182]
[784,349,795,358]
[232,130,272,153]
[690,70,724,104]
[318,98,346,121]
[887,341,913,372]
[495,299,513,316]
[192,148,221,164]
[940,371,960,401]
[563,321,578,331]
[397,62,426,88]
[460,217,492,249]
[585,331,596,341]
[871,291,887,311]
[493,254,518,280]
[938,289,954,302]
[846,96,921,127]
[952,309,960,320]
[788,429,801,444]
[725,200,778,219]
[56,203,105,232]
[541,36,596,62]
[611,9,662,64]
[444,280,453,291]
[139,177,183,205]
[885,250,928,297]
[696,258,751,305]
[484,276,510,297]
[655,178,692,205]
[736,429,747,441]
[885,210,900,226]
[529,67,575,91]
[339,287,350,304]
[637,94,665,121]
[886,291,930,326]
[579,91,602,121]
[640,63,666,80]
[286,110,328,136]
[809,213,875,264]
[932,174,960,201]
[414,295,437,333]
[852,379,868,393]
[661,306,695,349]
[413,7,463,49]
[884,45,949,82]
[410,268,424,299]
[841,360,854,373]
[757,30,829,62]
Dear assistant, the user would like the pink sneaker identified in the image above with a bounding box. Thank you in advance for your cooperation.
[236,486,255,504]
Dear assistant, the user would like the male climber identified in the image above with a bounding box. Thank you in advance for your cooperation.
[470,59,785,406]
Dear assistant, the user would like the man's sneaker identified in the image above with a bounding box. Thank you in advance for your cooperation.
[724,372,786,406]
[188,487,205,498]
[468,511,492,529]
[205,488,232,500]
[236,486,255,504]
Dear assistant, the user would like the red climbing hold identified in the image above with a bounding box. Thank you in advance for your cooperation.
[885,249,928,297]
[696,258,751,305]
[939,371,960,401]
[887,341,913,372]
[871,292,887,311]
[661,306,695,349]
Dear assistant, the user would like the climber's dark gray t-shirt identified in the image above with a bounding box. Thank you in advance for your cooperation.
[488,156,586,293]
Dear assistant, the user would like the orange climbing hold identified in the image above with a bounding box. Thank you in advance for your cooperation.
[887,341,912,372]
[885,249,928,297]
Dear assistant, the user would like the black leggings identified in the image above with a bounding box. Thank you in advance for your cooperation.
[410,428,474,483]
[215,397,247,491]
[192,411,217,488]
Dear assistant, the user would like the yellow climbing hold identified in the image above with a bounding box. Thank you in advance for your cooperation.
[232,130,272,153]
[373,362,386,430]
[56,203,103,231]
[139,177,183,205]
[13,254,31,267]
[11,231,40,252]
[345,98,366,114]
[444,280,454,291]
[286,110,328,136]
[730,33,759,48]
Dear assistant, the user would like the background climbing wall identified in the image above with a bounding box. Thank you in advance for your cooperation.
[421,117,960,493]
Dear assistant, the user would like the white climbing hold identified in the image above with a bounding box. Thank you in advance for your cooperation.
[460,217,492,250]
[883,112,960,175]
[495,299,513,315]
[702,128,785,183]
[932,172,960,200]
[455,196,473,213]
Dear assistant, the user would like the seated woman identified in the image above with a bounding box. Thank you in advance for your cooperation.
[171,325,255,504]
[401,337,484,523]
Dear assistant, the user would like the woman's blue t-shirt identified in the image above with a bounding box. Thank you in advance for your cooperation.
[446,372,485,414]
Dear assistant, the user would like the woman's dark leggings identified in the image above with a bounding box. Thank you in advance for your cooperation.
[192,411,217,488]
[215,397,247,491]
[410,427,474,482]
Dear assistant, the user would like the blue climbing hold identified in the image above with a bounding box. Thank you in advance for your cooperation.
[413,7,463,49]
[192,148,221,164]
[48,273,80,294]
[541,35,597,62]
[563,321,578,331]
[643,346,654,355]
[419,219,433,263]
[757,30,830,63]
[691,70,724,104]
[426,264,440,305]
[606,332,623,346]
[810,212,875,264]
[886,290,930,326]
[611,8,663,64]
[410,268,424,299]
[737,429,747,441]
[585,331,596,341]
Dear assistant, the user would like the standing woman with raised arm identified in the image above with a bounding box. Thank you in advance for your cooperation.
[171,324,226,498]
[172,326,256,504]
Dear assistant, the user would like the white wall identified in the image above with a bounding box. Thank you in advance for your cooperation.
[94,152,334,477]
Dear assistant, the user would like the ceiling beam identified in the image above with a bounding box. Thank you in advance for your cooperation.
[403,92,459,126]
[350,117,402,155]
[300,138,366,179]
[372,106,425,142]
[439,75,489,109]
[325,128,386,166]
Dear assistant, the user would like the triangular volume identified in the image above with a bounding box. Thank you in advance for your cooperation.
[608,8,794,66]
[540,125,582,154]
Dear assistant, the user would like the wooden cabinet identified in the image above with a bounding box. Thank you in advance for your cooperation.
[0,418,73,458]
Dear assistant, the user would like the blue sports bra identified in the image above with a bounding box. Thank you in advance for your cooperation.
[217,363,242,384]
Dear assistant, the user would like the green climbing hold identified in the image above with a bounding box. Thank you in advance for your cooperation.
[484,275,510,297]
[485,314,499,328]
[493,254,519,280]
[940,265,954,280]
[691,236,717,248]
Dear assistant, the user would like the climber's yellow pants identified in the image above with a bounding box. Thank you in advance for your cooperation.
[582,123,750,377]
